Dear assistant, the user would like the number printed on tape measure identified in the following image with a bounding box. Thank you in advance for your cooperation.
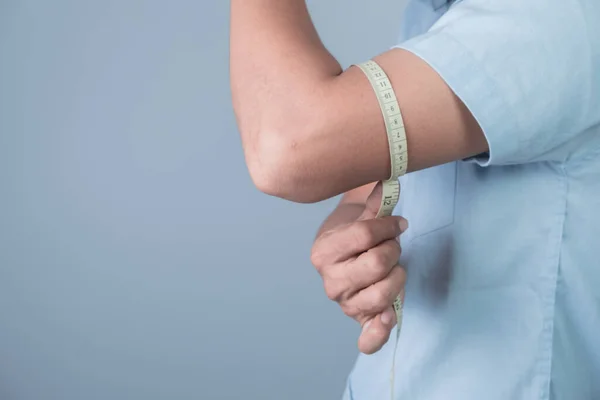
[354,59,408,400]
[385,103,400,116]
[382,90,396,102]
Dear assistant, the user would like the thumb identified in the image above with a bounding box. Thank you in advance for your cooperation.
[358,307,396,354]
[358,182,384,221]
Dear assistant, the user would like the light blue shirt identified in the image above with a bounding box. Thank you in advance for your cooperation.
[343,0,600,399]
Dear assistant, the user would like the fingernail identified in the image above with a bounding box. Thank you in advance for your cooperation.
[381,308,394,325]
[399,219,409,233]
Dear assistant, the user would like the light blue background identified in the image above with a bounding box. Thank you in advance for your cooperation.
[0,1,407,399]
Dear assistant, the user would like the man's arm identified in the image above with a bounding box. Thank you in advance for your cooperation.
[230,0,488,203]
[315,183,376,239]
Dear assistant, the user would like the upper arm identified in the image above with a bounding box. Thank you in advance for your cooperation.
[256,47,487,203]
[250,0,600,203]
[317,47,488,193]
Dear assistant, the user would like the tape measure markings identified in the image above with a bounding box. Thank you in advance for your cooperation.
[354,60,408,400]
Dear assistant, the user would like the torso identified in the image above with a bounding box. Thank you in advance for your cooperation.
[344,1,600,399]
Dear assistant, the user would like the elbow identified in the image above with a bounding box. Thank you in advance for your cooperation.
[236,84,336,203]
[245,128,326,204]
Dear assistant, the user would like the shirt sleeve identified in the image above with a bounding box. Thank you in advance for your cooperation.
[394,0,600,166]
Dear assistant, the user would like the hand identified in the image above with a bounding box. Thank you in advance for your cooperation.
[311,185,408,354]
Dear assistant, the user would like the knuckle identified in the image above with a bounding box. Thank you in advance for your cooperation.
[310,246,331,272]
[363,252,387,278]
[341,303,360,319]
[370,289,388,311]
[310,247,324,269]
[323,280,342,301]
[383,238,400,257]
[395,266,407,285]
[353,223,376,247]
[370,250,390,270]
[366,246,396,274]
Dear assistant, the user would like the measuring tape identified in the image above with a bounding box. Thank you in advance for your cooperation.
[354,60,407,400]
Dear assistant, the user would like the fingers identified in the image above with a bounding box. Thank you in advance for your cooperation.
[347,265,405,316]
[358,307,396,354]
[347,239,401,294]
[311,217,408,267]
[358,181,384,221]
[309,185,409,356]
[319,239,401,304]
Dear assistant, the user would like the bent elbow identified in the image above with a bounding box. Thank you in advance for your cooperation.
[247,159,293,201]
[246,130,325,204]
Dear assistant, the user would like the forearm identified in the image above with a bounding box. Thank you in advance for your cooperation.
[316,202,365,239]
[315,182,377,238]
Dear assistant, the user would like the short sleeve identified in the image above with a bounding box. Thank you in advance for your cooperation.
[394,0,600,166]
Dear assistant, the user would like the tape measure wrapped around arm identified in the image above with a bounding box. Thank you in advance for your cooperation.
[353,60,408,399]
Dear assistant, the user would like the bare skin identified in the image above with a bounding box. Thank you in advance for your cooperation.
[312,182,409,354]
[230,0,487,353]
[230,0,487,203]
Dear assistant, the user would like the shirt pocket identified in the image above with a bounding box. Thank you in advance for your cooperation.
[399,162,457,242]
